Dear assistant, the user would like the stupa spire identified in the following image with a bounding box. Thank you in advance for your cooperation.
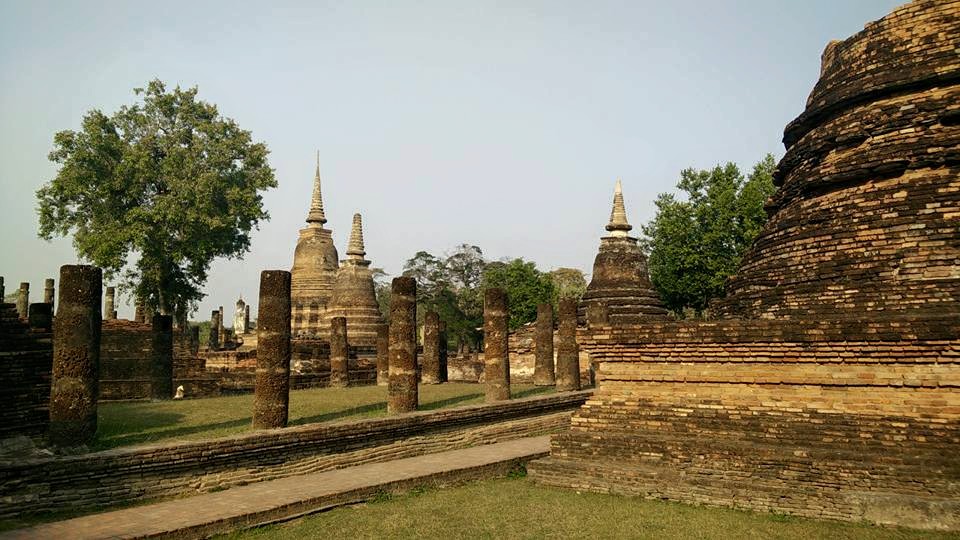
[605,178,632,237]
[306,151,327,225]
[346,213,366,260]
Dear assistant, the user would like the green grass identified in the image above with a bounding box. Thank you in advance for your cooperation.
[94,383,554,450]
[225,476,957,540]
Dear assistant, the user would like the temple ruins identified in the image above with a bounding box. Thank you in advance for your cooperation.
[529,1,960,529]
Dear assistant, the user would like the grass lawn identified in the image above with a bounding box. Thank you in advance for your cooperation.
[95,383,553,450]
[225,476,956,540]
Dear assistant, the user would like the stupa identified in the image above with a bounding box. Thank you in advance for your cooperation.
[578,179,668,323]
[290,154,340,335]
[320,213,385,345]
[530,0,960,529]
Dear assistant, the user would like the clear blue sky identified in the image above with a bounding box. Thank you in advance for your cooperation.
[0,0,903,320]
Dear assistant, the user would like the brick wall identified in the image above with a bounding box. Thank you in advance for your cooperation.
[0,304,52,440]
[99,320,170,400]
[0,390,591,516]
[529,318,960,530]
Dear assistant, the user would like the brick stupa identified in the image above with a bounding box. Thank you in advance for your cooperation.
[530,0,960,530]
[319,213,385,346]
[290,154,340,335]
[578,180,668,323]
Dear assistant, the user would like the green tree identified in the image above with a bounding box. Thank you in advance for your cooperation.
[641,154,776,317]
[481,258,555,330]
[36,80,276,319]
[548,268,587,307]
[371,268,391,322]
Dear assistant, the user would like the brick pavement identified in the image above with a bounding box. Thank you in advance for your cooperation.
[2,435,550,539]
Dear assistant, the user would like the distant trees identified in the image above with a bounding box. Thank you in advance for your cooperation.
[392,245,573,348]
[402,245,487,350]
[642,154,776,317]
[481,259,555,330]
[36,80,276,321]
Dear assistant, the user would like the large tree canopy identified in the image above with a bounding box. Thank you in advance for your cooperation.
[641,154,776,317]
[37,80,276,320]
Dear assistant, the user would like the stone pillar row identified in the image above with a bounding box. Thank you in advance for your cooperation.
[49,265,102,447]
[421,310,441,384]
[556,297,581,392]
[253,270,291,429]
[16,282,29,319]
[534,302,555,386]
[484,288,510,402]
[388,277,418,413]
[329,316,348,387]
[376,323,389,386]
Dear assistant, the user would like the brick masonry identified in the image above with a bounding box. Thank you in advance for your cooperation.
[530,0,960,531]
[0,304,52,440]
[0,391,590,517]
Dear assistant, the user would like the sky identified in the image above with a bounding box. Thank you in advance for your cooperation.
[0,0,904,320]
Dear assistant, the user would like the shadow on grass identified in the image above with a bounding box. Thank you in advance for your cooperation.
[290,402,388,426]
[512,386,556,399]
[93,415,251,450]
[419,392,484,411]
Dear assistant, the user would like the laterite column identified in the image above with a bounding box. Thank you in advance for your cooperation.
[421,311,441,384]
[209,310,220,350]
[253,270,292,429]
[483,288,510,401]
[329,316,349,387]
[16,282,29,319]
[151,314,174,399]
[104,286,116,320]
[533,303,555,386]
[28,302,52,332]
[49,265,102,447]
[43,278,55,310]
[376,323,389,386]
[388,277,417,413]
[556,297,581,392]
[439,321,448,383]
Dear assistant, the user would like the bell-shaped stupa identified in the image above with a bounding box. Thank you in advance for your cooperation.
[715,0,960,319]
[320,213,385,345]
[290,153,340,335]
[579,179,668,323]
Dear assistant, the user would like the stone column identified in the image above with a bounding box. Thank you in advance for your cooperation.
[16,282,29,319]
[534,303,556,386]
[244,305,251,333]
[190,325,200,355]
[134,302,145,323]
[421,311,441,384]
[218,306,226,345]
[151,315,174,399]
[209,310,220,350]
[388,277,417,414]
[439,321,448,383]
[28,302,53,332]
[104,287,116,320]
[483,288,510,402]
[376,323,389,386]
[329,316,349,387]
[253,270,292,429]
[49,265,102,447]
[0,276,4,301]
[556,297,581,392]
[44,278,55,310]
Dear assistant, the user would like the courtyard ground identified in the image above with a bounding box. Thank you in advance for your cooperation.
[224,475,956,540]
[95,383,554,450]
